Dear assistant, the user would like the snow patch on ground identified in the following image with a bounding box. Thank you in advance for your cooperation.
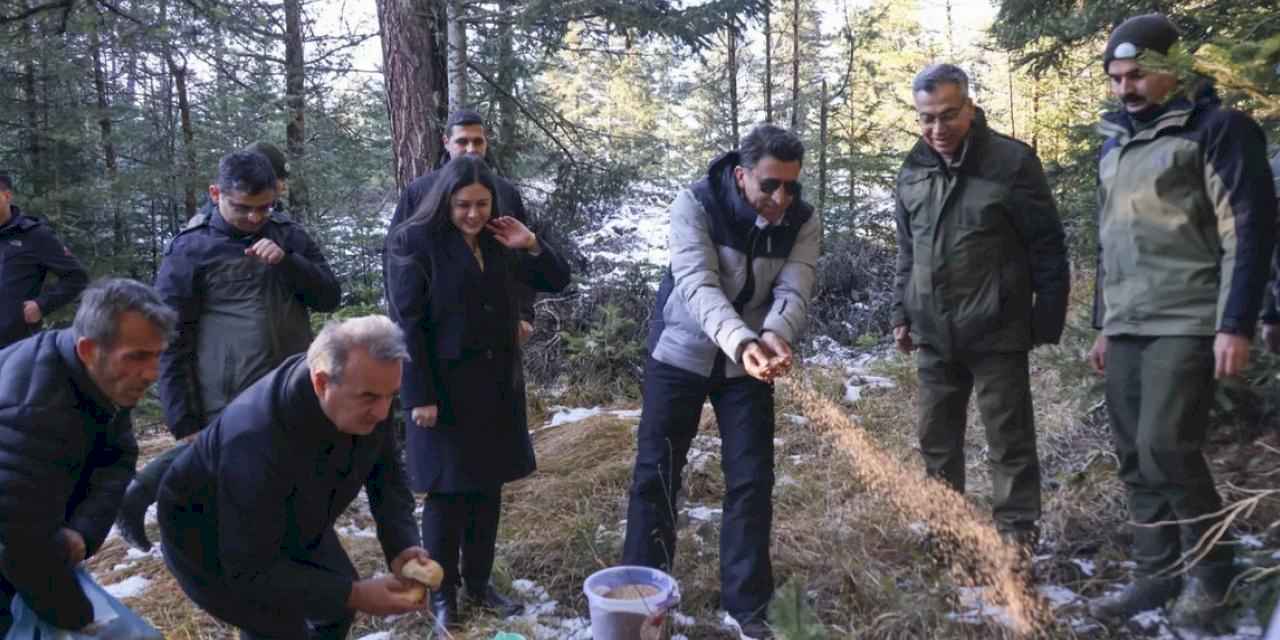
[537,406,645,432]
[806,337,897,403]
[103,575,151,599]
[1071,558,1096,577]
[354,632,392,640]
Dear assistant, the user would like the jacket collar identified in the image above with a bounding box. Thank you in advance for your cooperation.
[279,355,349,444]
[1098,83,1220,144]
[55,330,121,422]
[0,207,42,238]
[905,107,993,175]
[695,151,813,230]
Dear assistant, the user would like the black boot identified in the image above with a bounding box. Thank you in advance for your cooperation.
[1088,575,1182,622]
[115,478,153,552]
[430,590,459,636]
[465,584,521,618]
[1169,567,1235,630]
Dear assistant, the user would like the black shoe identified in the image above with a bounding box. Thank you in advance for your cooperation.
[1169,574,1233,629]
[430,590,459,635]
[1088,575,1182,622]
[465,584,522,618]
[115,479,153,552]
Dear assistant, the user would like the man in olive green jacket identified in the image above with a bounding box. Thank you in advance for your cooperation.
[1086,14,1278,628]
[891,64,1069,544]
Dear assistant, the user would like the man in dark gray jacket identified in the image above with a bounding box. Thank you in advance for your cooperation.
[623,124,821,640]
[892,64,1069,547]
[116,151,341,551]
[158,316,428,639]
[0,279,174,635]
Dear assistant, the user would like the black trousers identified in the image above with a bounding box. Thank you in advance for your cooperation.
[421,490,502,595]
[622,356,776,621]
[160,515,354,640]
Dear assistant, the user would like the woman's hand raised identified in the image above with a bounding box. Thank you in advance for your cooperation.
[485,216,538,251]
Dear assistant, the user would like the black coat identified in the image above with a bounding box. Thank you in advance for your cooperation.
[0,209,89,349]
[155,205,341,438]
[157,354,419,617]
[0,330,137,630]
[385,225,571,492]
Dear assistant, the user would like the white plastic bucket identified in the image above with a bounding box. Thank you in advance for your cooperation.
[583,566,681,639]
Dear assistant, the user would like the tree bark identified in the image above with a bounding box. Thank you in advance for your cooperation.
[166,53,197,220]
[727,17,739,144]
[495,0,517,173]
[818,79,828,216]
[446,0,467,112]
[790,0,799,129]
[377,0,445,189]
[763,0,772,123]
[90,7,122,255]
[284,0,310,222]
[21,10,41,190]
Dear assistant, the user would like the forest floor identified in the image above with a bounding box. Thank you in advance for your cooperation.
[86,327,1280,639]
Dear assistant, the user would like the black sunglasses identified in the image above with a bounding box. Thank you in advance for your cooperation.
[758,177,801,196]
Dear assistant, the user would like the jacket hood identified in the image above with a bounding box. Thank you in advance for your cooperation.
[696,150,813,228]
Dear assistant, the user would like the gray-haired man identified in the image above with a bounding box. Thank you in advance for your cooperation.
[158,316,429,640]
[0,279,175,634]
[891,63,1069,546]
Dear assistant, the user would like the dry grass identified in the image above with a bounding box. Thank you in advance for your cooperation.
[87,308,1279,639]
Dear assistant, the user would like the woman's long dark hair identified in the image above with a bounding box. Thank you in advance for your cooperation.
[403,155,500,235]
[387,155,501,268]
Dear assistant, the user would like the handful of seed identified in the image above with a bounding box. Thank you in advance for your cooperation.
[597,583,661,600]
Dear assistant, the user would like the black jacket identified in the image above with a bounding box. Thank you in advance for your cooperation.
[156,206,341,438]
[157,354,418,616]
[0,209,89,349]
[385,225,570,491]
[387,169,536,322]
[0,330,137,630]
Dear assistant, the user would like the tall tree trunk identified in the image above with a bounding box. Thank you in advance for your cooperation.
[763,0,772,123]
[818,79,828,216]
[90,15,116,178]
[726,18,739,144]
[495,0,517,172]
[1030,69,1040,151]
[1006,52,1016,139]
[90,8,122,256]
[377,0,445,189]
[284,0,310,222]
[446,0,467,112]
[790,0,800,129]
[21,13,41,191]
[166,53,197,220]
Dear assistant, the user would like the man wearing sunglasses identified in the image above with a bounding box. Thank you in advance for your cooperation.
[624,124,820,640]
[891,64,1069,553]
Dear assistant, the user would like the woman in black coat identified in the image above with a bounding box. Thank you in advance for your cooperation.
[384,156,570,631]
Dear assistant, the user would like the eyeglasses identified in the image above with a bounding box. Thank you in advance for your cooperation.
[917,107,966,127]
[757,177,801,196]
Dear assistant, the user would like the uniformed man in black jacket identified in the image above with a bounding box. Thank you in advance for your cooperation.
[0,173,89,350]
[0,278,175,635]
[158,316,430,640]
[116,151,341,551]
